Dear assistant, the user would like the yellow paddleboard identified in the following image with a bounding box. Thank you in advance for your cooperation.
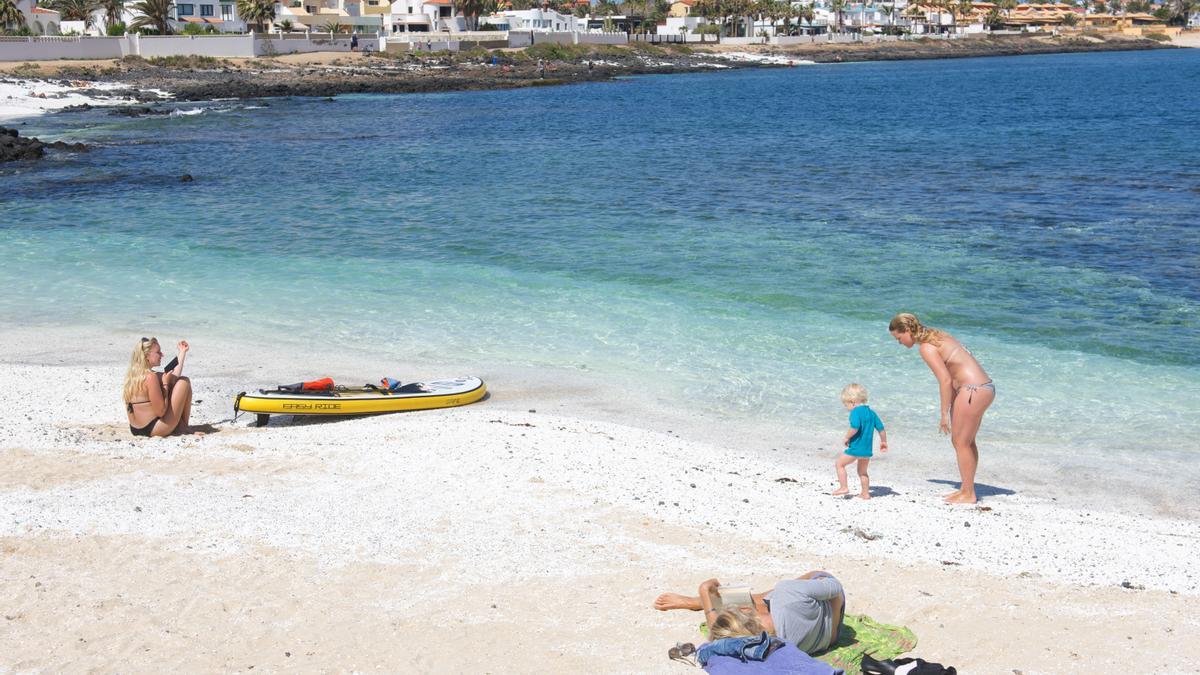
[235,376,486,425]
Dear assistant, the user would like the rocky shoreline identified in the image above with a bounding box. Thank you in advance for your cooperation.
[15,33,1170,106]
[0,126,88,162]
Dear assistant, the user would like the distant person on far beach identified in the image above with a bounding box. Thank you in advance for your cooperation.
[889,312,994,504]
[832,383,887,500]
[654,572,845,655]
[122,336,197,437]
[350,34,359,51]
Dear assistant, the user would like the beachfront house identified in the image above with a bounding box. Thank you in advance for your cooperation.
[274,0,384,32]
[667,0,695,17]
[385,0,462,32]
[170,0,247,32]
[482,8,579,32]
[15,0,61,35]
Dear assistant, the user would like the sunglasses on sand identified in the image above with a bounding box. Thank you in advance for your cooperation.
[668,642,697,667]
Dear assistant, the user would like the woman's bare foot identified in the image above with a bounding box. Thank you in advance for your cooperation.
[653,592,701,611]
[945,492,977,504]
[858,492,871,500]
[942,489,962,501]
[831,488,849,497]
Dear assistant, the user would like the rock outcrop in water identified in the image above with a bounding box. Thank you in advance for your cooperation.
[0,127,89,162]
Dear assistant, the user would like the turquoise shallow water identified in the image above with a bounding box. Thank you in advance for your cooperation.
[1,50,1198,479]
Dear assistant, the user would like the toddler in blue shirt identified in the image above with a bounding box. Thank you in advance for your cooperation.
[833,383,888,500]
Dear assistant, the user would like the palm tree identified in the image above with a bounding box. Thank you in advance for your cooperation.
[129,0,174,32]
[830,0,846,32]
[0,0,26,30]
[796,1,813,32]
[49,0,101,26]
[955,0,972,30]
[1167,0,1197,24]
[454,0,482,29]
[101,0,124,30]
[236,0,273,32]
[904,1,925,32]
[694,0,721,38]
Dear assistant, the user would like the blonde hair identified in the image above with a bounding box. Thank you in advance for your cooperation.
[888,312,944,345]
[709,606,765,640]
[841,383,868,405]
[122,337,157,403]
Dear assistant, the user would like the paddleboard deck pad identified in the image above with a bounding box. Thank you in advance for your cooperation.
[235,376,485,425]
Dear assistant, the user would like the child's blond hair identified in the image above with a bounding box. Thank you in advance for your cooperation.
[840,383,868,405]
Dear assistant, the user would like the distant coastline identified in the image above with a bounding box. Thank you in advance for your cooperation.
[0,33,1177,110]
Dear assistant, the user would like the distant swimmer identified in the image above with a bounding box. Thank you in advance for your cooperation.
[889,313,994,504]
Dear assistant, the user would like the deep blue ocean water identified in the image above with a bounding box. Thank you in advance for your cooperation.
[2,49,1198,478]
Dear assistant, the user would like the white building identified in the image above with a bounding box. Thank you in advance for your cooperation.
[275,0,383,32]
[169,0,247,32]
[385,0,462,33]
[15,0,62,35]
[483,8,580,32]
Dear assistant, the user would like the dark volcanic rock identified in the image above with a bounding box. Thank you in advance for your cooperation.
[109,105,170,117]
[0,127,90,162]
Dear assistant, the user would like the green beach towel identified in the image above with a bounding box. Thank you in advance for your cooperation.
[699,614,916,673]
[816,614,917,672]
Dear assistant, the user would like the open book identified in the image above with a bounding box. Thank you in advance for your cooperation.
[708,584,754,611]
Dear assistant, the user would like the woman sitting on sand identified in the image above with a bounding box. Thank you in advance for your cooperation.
[888,312,994,504]
[123,336,194,437]
[654,572,844,655]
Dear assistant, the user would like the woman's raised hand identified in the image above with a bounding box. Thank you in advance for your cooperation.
[177,340,190,354]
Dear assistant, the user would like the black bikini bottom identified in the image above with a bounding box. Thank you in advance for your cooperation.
[130,417,160,437]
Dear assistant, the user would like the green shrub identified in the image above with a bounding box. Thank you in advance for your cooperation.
[525,42,591,61]
[13,62,42,75]
[106,21,126,35]
[146,54,222,68]
[1143,31,1170,41]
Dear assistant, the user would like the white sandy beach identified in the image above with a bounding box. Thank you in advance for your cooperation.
[0,77,145,124]
[1,325,1197,673]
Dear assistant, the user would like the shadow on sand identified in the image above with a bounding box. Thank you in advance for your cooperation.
[927,479,1016,498]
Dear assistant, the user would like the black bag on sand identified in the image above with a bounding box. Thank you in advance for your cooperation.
[861,654,957,675]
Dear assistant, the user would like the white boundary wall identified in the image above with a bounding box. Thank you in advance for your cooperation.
[0,36,128,60]
[530,32,628,46]
[0,34,380,61]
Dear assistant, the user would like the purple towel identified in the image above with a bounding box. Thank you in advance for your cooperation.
[703,642,843,675]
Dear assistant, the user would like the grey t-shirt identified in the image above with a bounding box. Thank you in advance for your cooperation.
[766,575,843,654]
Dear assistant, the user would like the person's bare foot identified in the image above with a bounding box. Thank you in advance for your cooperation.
[859,492,871,500]
[945,493,977,504]
[942,489,962,501]
[653,593,700,611]
[831,488,849,497]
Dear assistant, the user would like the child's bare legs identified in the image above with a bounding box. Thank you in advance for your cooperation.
[832,454,857,496]
[856,458,871,499]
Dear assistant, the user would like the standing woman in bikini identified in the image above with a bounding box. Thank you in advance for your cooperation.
[123,337,194,437]
[889,313,994,504]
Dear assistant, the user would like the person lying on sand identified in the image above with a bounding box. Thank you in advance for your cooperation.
[122,336,205,437]
[654,571,844,655]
